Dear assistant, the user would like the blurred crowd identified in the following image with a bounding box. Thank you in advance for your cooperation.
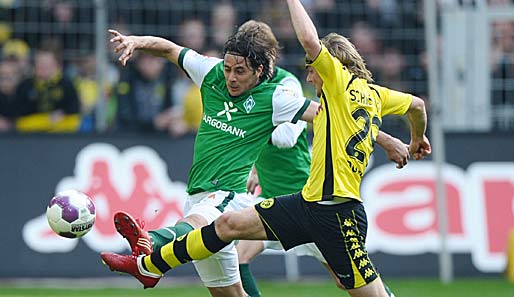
[0,0,512,134]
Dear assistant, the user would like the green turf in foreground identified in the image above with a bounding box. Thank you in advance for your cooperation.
[0,278,512,297]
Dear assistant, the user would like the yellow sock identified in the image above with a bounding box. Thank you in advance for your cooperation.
[142,223,229,274]
[143,254,163,275]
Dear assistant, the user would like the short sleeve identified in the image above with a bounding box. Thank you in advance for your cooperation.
[371,84,413,116]
[271,85,311,126]
[279,76,304,97]
[179,48,222,88]
[271,121,307,148]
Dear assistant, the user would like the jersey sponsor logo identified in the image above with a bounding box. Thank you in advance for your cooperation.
[259,198,275,209]
[203,114,247,138]
[243,96,256,113]
[22,143,187,253]
[217,101,238,121]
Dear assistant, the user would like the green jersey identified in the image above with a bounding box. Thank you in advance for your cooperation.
[178,49,310,195]
[254,67,311,198]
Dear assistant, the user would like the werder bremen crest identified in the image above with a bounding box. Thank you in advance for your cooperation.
[243,96,256,113]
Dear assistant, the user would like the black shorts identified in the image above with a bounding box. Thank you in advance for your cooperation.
[254,192,379,289]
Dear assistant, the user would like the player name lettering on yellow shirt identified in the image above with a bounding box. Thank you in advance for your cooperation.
[349,89,374,106]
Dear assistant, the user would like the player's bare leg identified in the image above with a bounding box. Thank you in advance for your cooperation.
[166,213,249,297]
[237,240,265,264]
[177,214,206,228]
[237,240,265,296]
[215,207,269,241]
[189,208,267,297]
[322,263,394,296]
[207,283,246,297]
[346,276,389,297]
[321,262,346,290]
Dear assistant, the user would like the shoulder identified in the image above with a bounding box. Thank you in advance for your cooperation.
[181,48,223,67]
[368,83,387,98]
[368,83,411,99]
[308,44,336,66]
[272,84,301,98]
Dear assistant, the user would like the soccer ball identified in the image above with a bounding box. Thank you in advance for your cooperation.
[46,190,96,238]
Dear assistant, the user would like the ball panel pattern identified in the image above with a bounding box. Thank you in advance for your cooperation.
[59,232,77,238]
[61,205,79,223]
[46,190,96,238]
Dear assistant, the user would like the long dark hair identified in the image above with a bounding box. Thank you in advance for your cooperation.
[223,24,275,81]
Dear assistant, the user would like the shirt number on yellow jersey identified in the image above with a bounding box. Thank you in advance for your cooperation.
[345,108,380,163]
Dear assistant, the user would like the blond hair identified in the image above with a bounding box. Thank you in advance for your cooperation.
[321,33,373,82]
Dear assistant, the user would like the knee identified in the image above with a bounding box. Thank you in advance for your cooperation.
[179,214,208,229]
[216,212,243,240]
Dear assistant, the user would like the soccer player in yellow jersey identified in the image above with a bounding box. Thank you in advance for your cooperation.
[101,1,431,296]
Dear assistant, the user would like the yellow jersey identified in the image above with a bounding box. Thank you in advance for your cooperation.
[302,44,412,202]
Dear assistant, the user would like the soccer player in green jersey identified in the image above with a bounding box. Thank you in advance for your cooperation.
[107,25,318,296]
[103,12,418,296]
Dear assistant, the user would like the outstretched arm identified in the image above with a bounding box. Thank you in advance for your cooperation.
[108,29,184,66]
[286,0,322,61]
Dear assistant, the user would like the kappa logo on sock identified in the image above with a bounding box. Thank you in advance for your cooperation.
[176,234,187,242]
[259,198,275,209]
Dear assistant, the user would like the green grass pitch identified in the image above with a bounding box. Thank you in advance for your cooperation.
[0,278,512,297]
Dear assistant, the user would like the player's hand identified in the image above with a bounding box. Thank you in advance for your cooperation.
[246,170,259,195]
[409,135,432,160]
[108,29,138,66]
[383,136,410,169]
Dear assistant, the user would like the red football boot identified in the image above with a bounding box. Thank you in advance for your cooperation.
[114,211,153,255]
[100,252,161,289]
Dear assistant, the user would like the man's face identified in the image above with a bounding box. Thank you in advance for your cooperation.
[306,66,323,97]
[35,52,60,81]
[223,53,262,97]
[0,61,20,95]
